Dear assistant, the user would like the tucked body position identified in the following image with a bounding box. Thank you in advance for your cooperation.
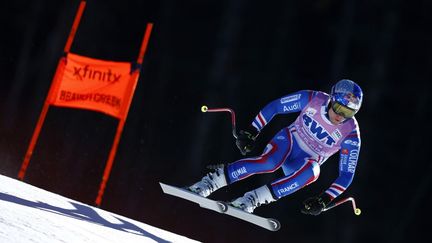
[189,79,363,216]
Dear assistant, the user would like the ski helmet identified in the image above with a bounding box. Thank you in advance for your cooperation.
[330,79,363,118]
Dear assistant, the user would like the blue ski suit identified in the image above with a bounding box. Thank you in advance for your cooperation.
[225,90,361,201]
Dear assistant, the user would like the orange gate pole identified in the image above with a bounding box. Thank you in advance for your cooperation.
[18,1,87,180]
[95,23,153,206]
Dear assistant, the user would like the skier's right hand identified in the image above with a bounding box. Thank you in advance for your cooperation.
[236,128,257,155]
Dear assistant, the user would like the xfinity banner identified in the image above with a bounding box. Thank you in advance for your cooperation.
[50,53,137,119]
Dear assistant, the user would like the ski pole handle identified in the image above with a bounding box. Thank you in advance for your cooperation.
[201,105,238,139]
[323,197,361,216]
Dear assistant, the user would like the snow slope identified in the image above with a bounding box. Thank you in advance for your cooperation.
[0,174,198,243]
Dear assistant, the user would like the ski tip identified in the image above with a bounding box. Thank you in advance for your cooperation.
[159,182,168,192]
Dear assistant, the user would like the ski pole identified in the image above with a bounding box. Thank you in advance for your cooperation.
[201,105,238,139]
[323,197,361,215]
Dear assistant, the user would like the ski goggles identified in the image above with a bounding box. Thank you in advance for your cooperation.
[331,101,356,118]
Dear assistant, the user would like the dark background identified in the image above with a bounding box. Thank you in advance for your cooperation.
[1,0,430,242]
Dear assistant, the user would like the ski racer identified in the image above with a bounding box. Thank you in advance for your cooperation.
[188,79,363,216]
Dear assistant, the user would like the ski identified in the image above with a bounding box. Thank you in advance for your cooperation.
[220,201,280,231]
[159,182,227,213]
[159,182,280,231]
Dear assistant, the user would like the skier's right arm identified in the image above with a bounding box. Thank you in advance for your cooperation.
[236,90,315,155]
[251,90,316,132]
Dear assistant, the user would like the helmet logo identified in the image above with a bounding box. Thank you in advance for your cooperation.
[344,92,359,104]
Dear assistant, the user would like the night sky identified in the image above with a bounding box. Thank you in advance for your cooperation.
[1,0,431,242]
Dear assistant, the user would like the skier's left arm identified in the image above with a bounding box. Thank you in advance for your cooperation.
[324,128,361,202]
[301,128,361,215]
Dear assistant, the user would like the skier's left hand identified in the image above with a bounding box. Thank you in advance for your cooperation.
[301,194,332,216]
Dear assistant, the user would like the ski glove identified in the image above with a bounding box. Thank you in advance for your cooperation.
[235,127,258,156]
[301,193,332,216]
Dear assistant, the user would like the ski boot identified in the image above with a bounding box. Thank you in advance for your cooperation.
[188,164,228,197]
[230,185,276,213]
